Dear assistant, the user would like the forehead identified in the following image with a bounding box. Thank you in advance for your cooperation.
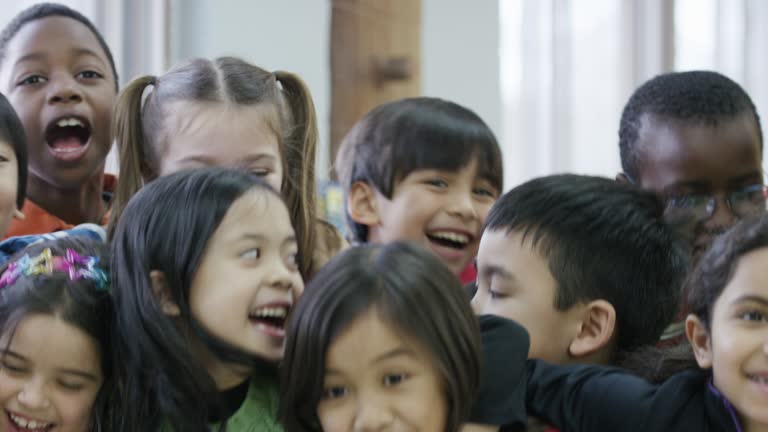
[163,103,280,161]
[479,229,551,275]
[325,310,424,367]
[212,190,292,239]
[4,16,109,65]
[1,314,101,372]
[635,113,763,190]
[718,247,768,302]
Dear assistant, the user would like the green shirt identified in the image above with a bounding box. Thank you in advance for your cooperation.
[160,372,283,432]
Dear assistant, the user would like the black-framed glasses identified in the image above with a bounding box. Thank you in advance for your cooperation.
[664,184,768,222]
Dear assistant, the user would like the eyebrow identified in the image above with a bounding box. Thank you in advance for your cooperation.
[14,48,106,66]
[480,264,514,281]
[665,171,763,192]
[0,350,98,381]
[55,368,100,382]
[177,154,276,166]
[325,347,416,376]
[731,295,768,307]
[238,233,297,247]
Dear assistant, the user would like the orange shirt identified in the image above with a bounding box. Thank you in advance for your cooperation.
[5,174,116,238]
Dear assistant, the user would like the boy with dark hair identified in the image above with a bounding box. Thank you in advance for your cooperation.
[472,174,689,365]
[336,97,503,276]
[616,70,765,339]
[0,2,119,237]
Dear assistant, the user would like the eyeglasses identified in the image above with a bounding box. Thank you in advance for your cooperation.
[664,184,768,222]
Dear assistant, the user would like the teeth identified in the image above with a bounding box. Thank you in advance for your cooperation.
[9,413,51,430]
[56,117,84,128]
[429,231,470,244]
[253,306,288,318]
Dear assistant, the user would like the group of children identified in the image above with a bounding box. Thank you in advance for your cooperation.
[0,2,764,432]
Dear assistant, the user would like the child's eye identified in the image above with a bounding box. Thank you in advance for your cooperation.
[0,362,27,374]
[76,70,103,79]
[473,187,497,198]
[489,289,507,300]
[57,380,85,392]
[740,310,766,322]
[322,386,348,400]
[240,248,261,260]
[383,373,408,387]
[425,178,448,188]
[17,75,47,86]
[286,253,299,270]
[251,168,270,177]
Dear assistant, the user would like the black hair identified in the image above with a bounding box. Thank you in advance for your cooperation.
[484,174,689,353]
[621,213,768,383]
[109,167,284,432]
[619,70,762,180]
[336,97,503,243]
[0,92,26,208]
[280,241,482,432]
[0,237,113,431]
[0,2,119,89]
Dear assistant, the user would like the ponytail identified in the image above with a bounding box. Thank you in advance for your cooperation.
[108,75,157,239]
[274,71,319,278]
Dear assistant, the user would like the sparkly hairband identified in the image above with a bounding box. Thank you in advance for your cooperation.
[0,248,108,290]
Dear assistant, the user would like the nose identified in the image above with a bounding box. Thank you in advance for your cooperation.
[704,195,737,233]
[265,256,301,294]
[352,398,393,431]
[17,378,50,409]
[47,74,83,105]
[447,190,478,221]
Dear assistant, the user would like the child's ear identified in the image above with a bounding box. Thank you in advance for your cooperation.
[615,173,631,183]
[685,314,713,369]
[347,181,380,227]
[568,300,616,359]
[12,208,24,221]
[150,270,180,317]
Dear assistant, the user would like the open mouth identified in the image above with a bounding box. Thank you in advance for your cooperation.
[7,411,54,431]
[426,230,472,250]
[44,116,92,162]
[248,303,290,338]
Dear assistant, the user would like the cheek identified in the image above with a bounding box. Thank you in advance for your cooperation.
[53,391,99,431]
[317,401,350,430]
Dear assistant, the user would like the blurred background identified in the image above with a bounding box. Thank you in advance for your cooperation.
[2,0,767,192]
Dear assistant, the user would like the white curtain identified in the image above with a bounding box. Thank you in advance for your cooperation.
[500,0,768,189]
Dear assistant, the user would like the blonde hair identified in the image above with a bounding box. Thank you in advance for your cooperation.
[109,57,323,278]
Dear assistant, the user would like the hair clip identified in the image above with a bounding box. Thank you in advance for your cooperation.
[0,248,109,291]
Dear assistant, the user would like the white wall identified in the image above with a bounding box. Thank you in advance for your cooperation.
[170,0,502,181]
[422,0,501,151]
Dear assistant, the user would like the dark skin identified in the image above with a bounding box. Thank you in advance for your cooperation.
[0,17,117,226]
[618,112,764,263]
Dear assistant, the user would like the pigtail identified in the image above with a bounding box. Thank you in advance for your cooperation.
[108,75,157,239]
[274,71,320,278]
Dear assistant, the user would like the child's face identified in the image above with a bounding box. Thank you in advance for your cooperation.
[0,314,103,432]
[691,247,768,430]
[317,309,447,432]
[633,113,764,262]
[0,17,116,191]
[472,229,585,364]
[361,158,498,275]
[189,190,303,363]
[0,139,19,236]
[160,103,283,192]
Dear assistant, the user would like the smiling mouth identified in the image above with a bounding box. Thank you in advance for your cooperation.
[426,231,472,250]
[44,116,92,162]
[7,411,54,431]
[248,304,290,337]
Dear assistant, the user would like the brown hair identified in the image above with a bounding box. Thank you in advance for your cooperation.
[109,57,320,278]
[279,241,482,431]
